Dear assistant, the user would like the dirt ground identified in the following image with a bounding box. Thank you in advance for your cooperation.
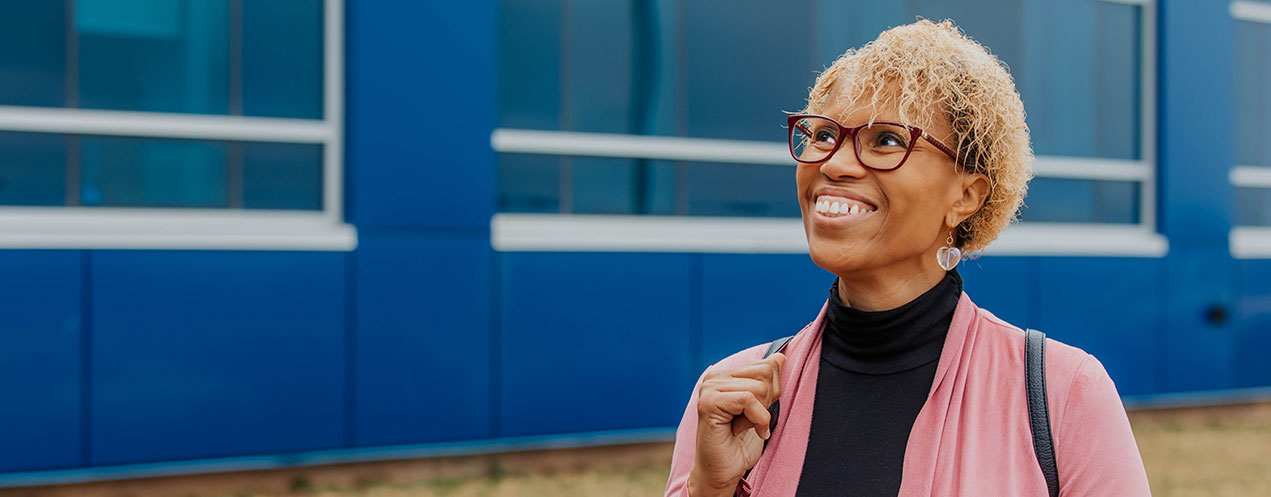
[5,403,1269,497]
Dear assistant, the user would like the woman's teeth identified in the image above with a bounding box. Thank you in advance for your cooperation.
[814,198,875,217]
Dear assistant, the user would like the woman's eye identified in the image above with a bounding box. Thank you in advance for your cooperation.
[876,132,905,148]
[814,129,837,144]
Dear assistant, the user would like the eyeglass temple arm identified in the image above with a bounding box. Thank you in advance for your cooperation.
[921,130,963,165]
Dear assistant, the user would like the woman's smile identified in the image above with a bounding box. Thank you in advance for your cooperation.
[808,186,880,227]
[810,194,877,227]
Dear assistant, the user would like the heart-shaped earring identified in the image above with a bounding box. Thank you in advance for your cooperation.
[936,233,961,271]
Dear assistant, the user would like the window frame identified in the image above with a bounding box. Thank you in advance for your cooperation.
[490,0,1166,257]
[1230,0,1271,258]
[0,0,353,251]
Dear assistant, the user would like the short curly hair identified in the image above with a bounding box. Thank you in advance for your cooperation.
[803,19,1033,255]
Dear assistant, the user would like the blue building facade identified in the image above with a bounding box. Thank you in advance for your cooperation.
[0,0,1268,486]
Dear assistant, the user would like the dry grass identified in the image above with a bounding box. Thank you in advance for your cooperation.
[223,403,1270,497]
[1131,402,1271,497]
[7,404,1267,497]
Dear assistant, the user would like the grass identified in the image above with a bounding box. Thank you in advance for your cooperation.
[208,403,1270,497]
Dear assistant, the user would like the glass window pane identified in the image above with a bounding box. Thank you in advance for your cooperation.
[564,0,633,134]
[242,0,323,119]
[498,0,561,130]
[1236,187,1271,227]
[683,0,816,141]
[1019,178,1139,223]
[499,153,561,213]
[242,142,322,210]
[80,136,228,208]
[685,163,798,217]
[77,0,230,114]
[0,3,67,107]
[1235,20,1271,167]
[570,157,676,215]
[0,132,67,206]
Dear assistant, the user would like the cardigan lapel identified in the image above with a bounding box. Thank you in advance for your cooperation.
[897,291,980,497]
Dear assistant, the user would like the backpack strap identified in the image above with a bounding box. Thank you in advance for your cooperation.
[741,335,794,481]
[1025,328,1060,497]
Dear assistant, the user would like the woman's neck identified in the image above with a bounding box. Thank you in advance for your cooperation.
[835,263,949,311]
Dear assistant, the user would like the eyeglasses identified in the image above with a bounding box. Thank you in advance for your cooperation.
[787,114,964,171]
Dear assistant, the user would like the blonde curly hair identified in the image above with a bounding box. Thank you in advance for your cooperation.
[803,19,1033,254]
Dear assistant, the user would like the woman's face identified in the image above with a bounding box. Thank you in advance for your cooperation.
[796,88,981,278]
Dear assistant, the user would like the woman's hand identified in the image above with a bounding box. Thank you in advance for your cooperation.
[687,353,786,497]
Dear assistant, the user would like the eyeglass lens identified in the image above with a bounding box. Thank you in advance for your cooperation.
[790,116,913,170]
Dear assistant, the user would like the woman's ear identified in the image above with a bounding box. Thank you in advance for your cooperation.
[946,172,991,227]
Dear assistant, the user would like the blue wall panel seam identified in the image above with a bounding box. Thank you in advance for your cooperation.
[490,250,502,438]
[79,250,92,466]
[344,251,357,447]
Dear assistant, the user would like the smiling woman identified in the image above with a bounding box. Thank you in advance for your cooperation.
[664,19,1150,497]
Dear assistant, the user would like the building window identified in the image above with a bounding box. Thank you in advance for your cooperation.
[0,0,350,250]
[491,0,1163,256]
[1231,1,1271,257]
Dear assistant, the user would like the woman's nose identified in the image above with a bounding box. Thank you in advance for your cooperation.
[819,144,869,180]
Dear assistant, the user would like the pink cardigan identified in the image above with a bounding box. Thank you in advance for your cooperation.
[665,292,1151,496]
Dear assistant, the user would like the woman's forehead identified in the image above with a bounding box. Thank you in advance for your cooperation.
[818,84,951,135]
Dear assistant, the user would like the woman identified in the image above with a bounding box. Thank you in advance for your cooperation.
[664,19,1151,497]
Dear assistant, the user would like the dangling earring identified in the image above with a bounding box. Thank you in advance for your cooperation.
[936,233,961,271]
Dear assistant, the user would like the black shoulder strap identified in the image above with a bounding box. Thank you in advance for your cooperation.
[761,335,794,434]
[1025,328,1060,497]
[741,335,794,481]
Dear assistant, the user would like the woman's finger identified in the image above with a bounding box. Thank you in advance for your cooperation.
[714,391,771,439]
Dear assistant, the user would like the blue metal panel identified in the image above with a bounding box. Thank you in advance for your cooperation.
[698,254,827,371]
[498,252,693,437]
[1034,258,1163,395]
[1158,0,1234,242]
[0,251,83,472]
[354,233,492,446]
[1235,260,1271,388]
[1161,248,1235,392]
[958,256,1032,328]
[346,0,495,230]
[89,251,346,465]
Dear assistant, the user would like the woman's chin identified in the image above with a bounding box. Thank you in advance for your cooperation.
[806,239,873,275]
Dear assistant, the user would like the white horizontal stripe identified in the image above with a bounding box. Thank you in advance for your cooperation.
[492,214,807,253]
[1100,0,1151,6]
[492,128,1149,181]
[492,213,1168,257]
[0,105,333,143]
[1231,166,1271,188]
[1232,0,1271,23]
[1232,227,1271,258]
[492,128,790,165]
[1030,156,1150,181]
[0,208,356,251]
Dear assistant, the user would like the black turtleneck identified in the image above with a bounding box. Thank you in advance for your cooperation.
[795,269,962,497]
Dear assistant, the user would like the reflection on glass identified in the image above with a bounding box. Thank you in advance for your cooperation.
[685,162,798,218]
[242,142,322,210]
[77,0,231,114]
[242,0,323,119]
[499,153,561,213]
[1020,178,1139,224]
[1236,187,1271,227]
[0,3,66,107]
[0,132,67,206]
[80,136,228,208]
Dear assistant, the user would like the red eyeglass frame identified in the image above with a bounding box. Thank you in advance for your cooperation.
[786,113,965,170]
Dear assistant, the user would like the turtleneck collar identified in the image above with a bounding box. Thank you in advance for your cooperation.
[821,268,962,375]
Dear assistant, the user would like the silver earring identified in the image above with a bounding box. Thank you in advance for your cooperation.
[936,233,961,271]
